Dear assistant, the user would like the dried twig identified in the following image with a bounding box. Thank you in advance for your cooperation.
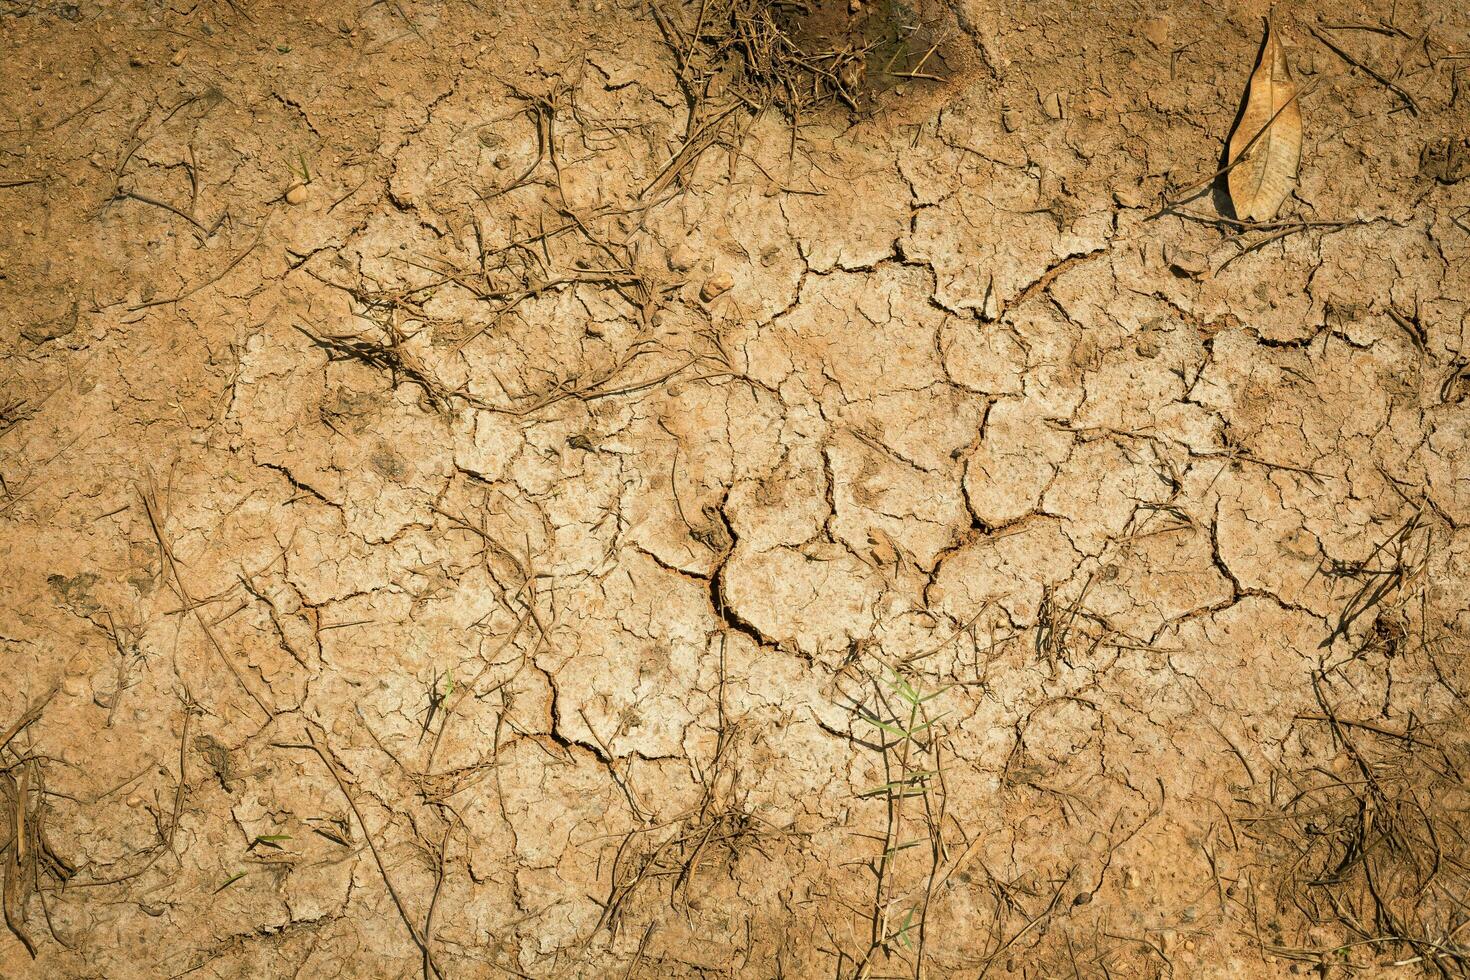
[1309,25,1421,115]
[277,725,445,979]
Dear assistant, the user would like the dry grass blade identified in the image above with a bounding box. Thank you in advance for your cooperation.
[1227,19,1303,222]
[3,765,35,959]
[0,687,58,757]
[1316,508,1430,652]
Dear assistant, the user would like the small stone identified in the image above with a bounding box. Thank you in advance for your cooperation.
[21,302,79,344]
[1001,107,1020,132]
[126,795,144,809]
[285,184,309,205]
[668,243,698,272]
[170,49,186,66]
[1421,135,1470,184]
[1113,187,1145,208]
[1142,17,1169,47]
[1041,91,1064,121]
[1164,245,1210,278]
[700,272,734,303]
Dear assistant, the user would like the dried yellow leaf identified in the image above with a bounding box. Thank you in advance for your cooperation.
[1227,20,1302,222]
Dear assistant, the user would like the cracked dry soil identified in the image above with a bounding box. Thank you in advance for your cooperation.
[3,0,1470,977]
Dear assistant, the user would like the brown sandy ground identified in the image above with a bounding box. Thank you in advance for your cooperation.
[3,0,1470,976]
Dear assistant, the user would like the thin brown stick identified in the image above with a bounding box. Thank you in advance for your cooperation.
[421,816,458,980]
[128,215,269,311]
[113,190,212,236]
[0,687,59,756]
[641,102,741,201]
[140,480,274,719]
[1309,25,1420,115]
[279,726,444,979]
[1214,218,1360,273]
[1294,714,1421,743]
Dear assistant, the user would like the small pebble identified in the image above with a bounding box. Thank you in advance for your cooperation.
[1041,91,1064,121]
[1113,187,1145,208]
[1165,245,1210,278]
[285,184,309,205]
[700,272,734,302]
[668,243,698,272]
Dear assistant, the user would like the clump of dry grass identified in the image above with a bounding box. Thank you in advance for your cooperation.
[2,686,74,959]
[594,717,786,943]
[0,398,33,439]
[653,0,874,114]
[1237,507,1470,973]
[1242,701,1470,974]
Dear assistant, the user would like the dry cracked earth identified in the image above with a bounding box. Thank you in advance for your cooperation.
[3,0,1470,977]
